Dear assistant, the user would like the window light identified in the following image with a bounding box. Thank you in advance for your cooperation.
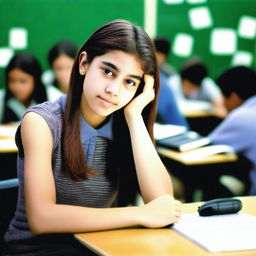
[163,0,184,4]
[0,48,14,67]
[173,33,194,57]
[9,28,28,49]
[238,15,256,39]
[187,0,207,4]
[231,51,253,66]
[189,7,212,29]
[210,29,237,55]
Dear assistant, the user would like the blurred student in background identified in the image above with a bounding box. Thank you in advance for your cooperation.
[153,36,176,77]
[0,52,48,124]
[169,58,227,118]
[43,40,78,101]
[153,37,189,128]
[153,36,189,200]
[209,66,256,196]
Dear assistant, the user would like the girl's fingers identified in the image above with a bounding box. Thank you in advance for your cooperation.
[143,74,154,91]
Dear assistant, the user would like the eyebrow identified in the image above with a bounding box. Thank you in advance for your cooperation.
[101,61,142,81]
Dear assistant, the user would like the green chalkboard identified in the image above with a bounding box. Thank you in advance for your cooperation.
[0,0,255,88]
[0,0,144,88]
[157,0,256,79]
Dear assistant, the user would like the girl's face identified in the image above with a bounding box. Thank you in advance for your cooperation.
[52,54,74,93]
[79,50,144,127]
[8,68,35,105]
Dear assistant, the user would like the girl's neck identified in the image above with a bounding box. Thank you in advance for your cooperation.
[21,99,32,108]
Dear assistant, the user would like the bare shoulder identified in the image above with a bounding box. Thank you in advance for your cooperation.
[22,112,50,131]
[21,112,53,149]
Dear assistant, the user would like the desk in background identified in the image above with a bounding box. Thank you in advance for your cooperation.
[157,146,237,165]
[0,124,18,153]
[154,123,249,202]
[0,124,18,179]
[157,145,251,202]
[0,124,19,242]
[186,114,223,137]
[75,196,256,256]
[178,99,225,136]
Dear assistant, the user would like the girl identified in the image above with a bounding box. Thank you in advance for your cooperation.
[0,52,48,124]
[46,40,78,96]
[3,19,181,255]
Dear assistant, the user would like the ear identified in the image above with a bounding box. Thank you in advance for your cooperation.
[226,92,244,111]
[230,92,243,106]
[79,51,88,75]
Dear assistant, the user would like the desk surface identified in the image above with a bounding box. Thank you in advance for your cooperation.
[157,146,237,165]
[75,196,256,256]
[0,124,18,153]
[184,109,215,118]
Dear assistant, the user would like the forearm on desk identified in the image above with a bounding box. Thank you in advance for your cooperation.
[28,203,142,234]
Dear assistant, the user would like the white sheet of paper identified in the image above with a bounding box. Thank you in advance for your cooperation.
[0,139,17,150]
[0,126,17,137]
[153,123,187,140]
[172,213,256,252]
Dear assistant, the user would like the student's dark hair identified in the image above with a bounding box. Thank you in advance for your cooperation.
[63,19,159,205]
[180,58,208,86]
[153,36,170,56]
[48,40,78,67]
[216,65,256,100]
[3,52,47,123]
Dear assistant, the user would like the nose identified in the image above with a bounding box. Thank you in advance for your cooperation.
[105,80,120,96]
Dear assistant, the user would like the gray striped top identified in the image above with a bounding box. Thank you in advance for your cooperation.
[4,97,118,243]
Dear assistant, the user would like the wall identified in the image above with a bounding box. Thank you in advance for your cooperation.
[157,0,256,78]
[0,0,255,88]
[0,0,144,87]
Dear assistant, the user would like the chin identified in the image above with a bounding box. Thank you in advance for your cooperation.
[96,109,115,117]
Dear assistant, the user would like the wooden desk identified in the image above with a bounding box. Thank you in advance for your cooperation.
[184,109,215,118]
[158,146,250,202]
[0,139,18,153]
[0,124,18,153]
[0,125,19,241]
[75,196,256,256]
[157,146,237,165]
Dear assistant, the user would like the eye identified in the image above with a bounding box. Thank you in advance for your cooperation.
[126,79,136,87]
[102,68,114,77]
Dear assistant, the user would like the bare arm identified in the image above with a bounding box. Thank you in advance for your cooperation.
[212,97,228,118]
[124,75,177,203]
[22,112,181,235]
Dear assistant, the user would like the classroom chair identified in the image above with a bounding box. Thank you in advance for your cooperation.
[0,178,19,253]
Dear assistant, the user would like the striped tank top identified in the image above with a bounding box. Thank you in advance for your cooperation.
[4,97,119,244]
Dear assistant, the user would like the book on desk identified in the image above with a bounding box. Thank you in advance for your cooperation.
[156,131,211,152]
[154,123,234,157]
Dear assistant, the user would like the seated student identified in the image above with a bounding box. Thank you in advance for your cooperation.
[3,19,182,255]
[153,37,189,201]
[153,37,189,128]
[169,58,227,118]
[0,52,48,124]
[209,66,256,195]
[157,71,189,128]
[43,40,78,101]
[153,36,176,77]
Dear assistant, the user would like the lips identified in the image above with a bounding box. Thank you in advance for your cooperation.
[98,96,117,105]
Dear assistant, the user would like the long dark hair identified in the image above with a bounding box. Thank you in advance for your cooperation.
[3,52,47,123]
[63,19,160,204]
